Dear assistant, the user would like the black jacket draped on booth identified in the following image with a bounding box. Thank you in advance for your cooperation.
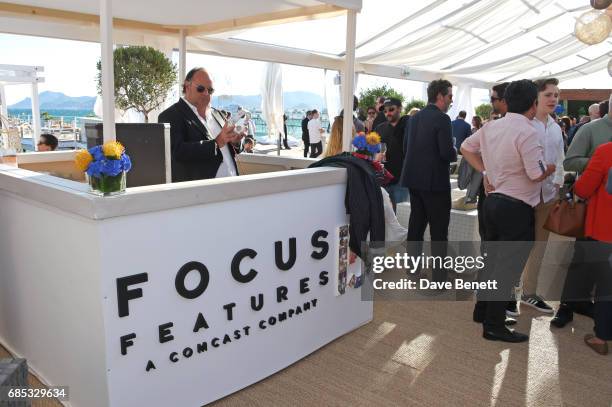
[309,154,385,257]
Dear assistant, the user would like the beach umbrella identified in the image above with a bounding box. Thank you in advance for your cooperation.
[260,62,284,155]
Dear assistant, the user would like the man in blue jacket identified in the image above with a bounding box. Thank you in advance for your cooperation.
[451,110,472,151]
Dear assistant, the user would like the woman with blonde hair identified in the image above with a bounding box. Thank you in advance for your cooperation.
[323,115,354,157]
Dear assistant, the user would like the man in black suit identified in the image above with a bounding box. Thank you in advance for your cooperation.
[158,67,243,182]
[375,97,409,210]
[301,111,312,158]
[400,79,456,281]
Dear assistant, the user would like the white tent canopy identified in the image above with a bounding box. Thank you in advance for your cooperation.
[0,0,609,139]
[0,64,43,146]
[0,0,362,144]
[1,0,609,89]
[219,0,612,86]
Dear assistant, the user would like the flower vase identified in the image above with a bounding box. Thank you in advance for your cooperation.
[88,171,126,196]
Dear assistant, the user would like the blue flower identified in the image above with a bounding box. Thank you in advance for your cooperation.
[120,154,132,172]
[352,135,367,150]
[100,158,123,176]
[88,145,104,162]
[86,160,103,177]
[366,143,381,154]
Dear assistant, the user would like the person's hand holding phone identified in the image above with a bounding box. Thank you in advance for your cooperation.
[216,121,242,147]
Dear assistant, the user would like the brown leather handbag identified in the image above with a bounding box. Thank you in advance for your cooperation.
[544,196,586,238]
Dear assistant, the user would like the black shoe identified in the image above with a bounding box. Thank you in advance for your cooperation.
[550,305,573,328]
[483,328,529,343]
[506,301,519,317]
[520,294,554,314]
[473,316,517,325]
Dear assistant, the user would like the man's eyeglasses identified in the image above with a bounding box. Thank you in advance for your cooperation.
[194,84,215,95]
[367,111,376,116]
[384,107,397,113]
[490,96,503,103]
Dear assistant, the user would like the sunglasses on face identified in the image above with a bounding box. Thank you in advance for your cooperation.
[367,111,376,115]
[194,84,214,95]
[490,96,502,103]
[384,107,397,113]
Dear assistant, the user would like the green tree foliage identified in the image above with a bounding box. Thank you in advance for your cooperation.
[358,85,405,111]
[475,103,493,120]
[97,46,177,123]
[404,99,426,115]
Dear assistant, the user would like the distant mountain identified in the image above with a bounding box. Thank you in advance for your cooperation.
[8,90,323,112]
[213,91,324,111]
[9,91,96,110]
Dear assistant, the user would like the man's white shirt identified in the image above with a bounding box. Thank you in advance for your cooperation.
[182,97,237,178]
[531,114,565,203]
[307,118,322,144]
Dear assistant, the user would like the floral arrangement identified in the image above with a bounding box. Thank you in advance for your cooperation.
[75,141,132,195]
[351,131,394,185]
[352,131,381,158]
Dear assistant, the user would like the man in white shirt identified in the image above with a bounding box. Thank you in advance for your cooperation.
[513,78,565,315]
[158,67,243,182]
[307,109,324,158]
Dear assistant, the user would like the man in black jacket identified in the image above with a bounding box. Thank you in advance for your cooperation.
[301,111,312,158]
[375,97,409,210]
[400,79,456,281]
[372,96,387,131]
[158,67,243,182]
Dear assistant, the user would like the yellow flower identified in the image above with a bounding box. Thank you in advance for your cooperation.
[75,149,93,172]
[366,131,381,145]
[102,141,124,159]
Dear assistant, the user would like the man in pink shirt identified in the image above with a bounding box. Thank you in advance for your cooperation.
[461,79,556,343]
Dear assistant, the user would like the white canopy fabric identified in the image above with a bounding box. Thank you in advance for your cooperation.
[217,0,612,87]
[260,62,285,148]
[3,0,609,89]
[1,0,610,99]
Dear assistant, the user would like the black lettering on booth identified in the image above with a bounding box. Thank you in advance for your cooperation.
[277,286,288,303]
[145,360,156,372]
[275,238,296,270]
[223,302,236,321]
[159,322,174,343]
[120,333,136,355]
[193,312,209,333]
[169,352,179,363]
[117,273,148,317]
[251,294,264,311]
[319,271,329,286]
[183,347,193,358]
[231,249,258,283]
[311,230,329,260]
[175,261,209,299]
[300,277,310,294]
[197,342,207,353]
